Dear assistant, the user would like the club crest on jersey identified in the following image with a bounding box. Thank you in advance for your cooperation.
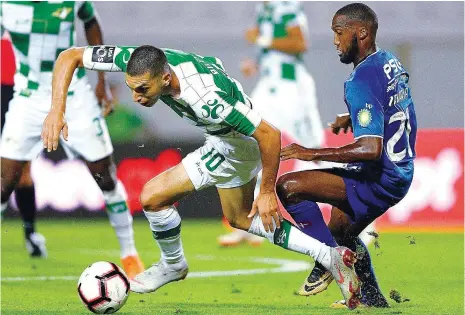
[52,7,72,20]
[357,108,372,127]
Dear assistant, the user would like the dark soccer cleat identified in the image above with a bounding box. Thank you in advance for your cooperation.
[361,293,390,308]
[297,265,334,296]
[330,295,390,309]
[25,232,47,258]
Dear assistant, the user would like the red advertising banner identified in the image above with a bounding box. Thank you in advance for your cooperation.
[9,129,464,232]
[117,149,182,212]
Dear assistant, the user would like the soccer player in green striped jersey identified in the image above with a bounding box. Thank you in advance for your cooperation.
[0,1,144,277]
[42,45,361,307]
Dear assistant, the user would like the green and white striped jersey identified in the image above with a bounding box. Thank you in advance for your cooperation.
[0,1,96,96]
[256,1,309,80]
[82,46,262,137]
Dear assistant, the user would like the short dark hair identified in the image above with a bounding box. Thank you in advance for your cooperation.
[126,45,168,77]
[335,3,378,35]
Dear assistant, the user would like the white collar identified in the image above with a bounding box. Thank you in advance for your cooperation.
[353,46,381,71]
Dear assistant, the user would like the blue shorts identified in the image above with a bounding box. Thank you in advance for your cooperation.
[327,167,410,224]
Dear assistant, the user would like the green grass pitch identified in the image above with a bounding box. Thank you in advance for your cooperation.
[1,218,463,314]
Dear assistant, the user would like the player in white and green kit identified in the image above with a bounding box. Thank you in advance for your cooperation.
[0,1,144,278]
[42,45,361,307]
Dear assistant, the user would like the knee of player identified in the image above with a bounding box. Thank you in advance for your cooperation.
[140,185,163,211]
[93,173,116,192]
[276,174,299,205]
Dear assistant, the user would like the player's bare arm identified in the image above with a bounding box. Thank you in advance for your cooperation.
[41,47,85,152]
[84,18,113,117]
[246,26,307,54]
[280,137,382,163]
[248,120,283,232]
[269,26,307,54]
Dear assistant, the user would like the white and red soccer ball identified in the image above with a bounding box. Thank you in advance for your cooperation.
[78,261,130,314]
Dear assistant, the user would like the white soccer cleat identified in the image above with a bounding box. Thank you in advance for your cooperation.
[130,260,188,294]
[25,232,47,258]
[328,247,361,310]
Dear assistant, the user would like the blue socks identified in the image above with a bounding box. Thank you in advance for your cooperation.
[285,201,337,247]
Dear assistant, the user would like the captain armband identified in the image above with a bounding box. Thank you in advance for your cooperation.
[82,46,123,72]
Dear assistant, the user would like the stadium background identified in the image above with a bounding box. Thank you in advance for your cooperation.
[2,1,464,231]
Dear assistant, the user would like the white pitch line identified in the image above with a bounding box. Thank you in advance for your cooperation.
[1,257,311,282]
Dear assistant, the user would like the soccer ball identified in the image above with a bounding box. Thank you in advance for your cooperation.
[77,261,130,314]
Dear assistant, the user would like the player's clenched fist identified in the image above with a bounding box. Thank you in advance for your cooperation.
[41,110,68,152]
[329,113,353,135]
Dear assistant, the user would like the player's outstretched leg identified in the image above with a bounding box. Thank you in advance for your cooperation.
[129,163,194,294]
[87,157,144,279]
[247,216,361,309]
[219,182,361,309]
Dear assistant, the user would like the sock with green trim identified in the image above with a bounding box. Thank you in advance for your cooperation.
[144,206,185,265]
[248,215,332,269]
[103,180,137,258]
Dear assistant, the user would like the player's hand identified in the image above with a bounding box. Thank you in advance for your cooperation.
[245,27,259,45]
[280,143,316,161]
[41,110,68,152]
[240,58,258,78]
[248,191,283,232]
[329,113,352,135]
[95,79,114,117]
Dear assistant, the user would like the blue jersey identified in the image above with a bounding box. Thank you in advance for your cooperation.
[344,49,417,199]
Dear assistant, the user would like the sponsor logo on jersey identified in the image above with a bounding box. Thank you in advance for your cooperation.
[388,88,409,107]
[357,108,372,127]
[386,78,398,92]
[92,46,115,63]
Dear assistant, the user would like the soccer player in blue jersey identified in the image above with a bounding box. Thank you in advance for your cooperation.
[277,3,417,308]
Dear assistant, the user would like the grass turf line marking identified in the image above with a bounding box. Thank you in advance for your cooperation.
[1,257,311,282]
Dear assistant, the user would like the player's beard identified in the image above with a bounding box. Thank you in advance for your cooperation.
[339,34,358,64]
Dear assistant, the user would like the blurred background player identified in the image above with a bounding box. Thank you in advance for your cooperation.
[0,31,50,255]
[0,1,144,278]
[218,0,325,247]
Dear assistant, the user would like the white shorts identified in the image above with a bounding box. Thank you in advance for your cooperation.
[182,134,262,190]
[1,80,113,162]
[251,66,325,148]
